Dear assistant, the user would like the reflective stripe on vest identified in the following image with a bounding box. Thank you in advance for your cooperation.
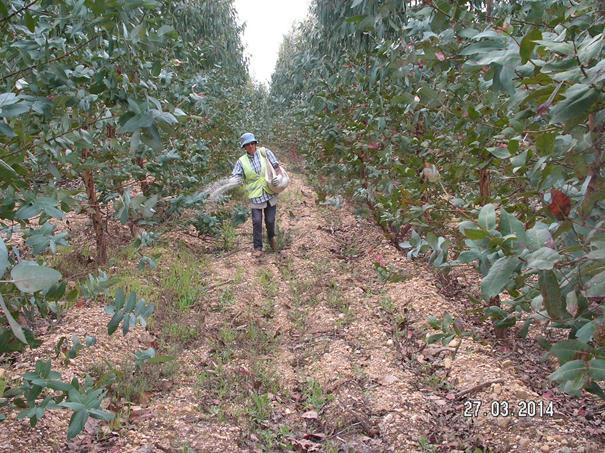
[238,152,274,199]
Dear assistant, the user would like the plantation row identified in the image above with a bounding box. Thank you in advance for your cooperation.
[270,0,605,398]
[0,0,271,437]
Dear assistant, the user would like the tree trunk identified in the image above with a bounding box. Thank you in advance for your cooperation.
[489,295,507,339]
[581,113,603,218]
[135,156,149,195]
[485,0,493,21]
[479,168,491,203]
[82,149,107,265]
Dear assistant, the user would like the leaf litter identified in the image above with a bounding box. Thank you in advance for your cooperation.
[1,161,604,452]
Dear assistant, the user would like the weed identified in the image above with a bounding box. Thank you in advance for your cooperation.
[273,224,292,251]
[341,242,362,259]
[251,359,281,394]
[288,308,307,331]
[335,305,354,328]
[218,326,237,345]
[418,436,438,452]
[90,358,177,405]
[233,265,245,284]
[373,261,408,283]
[241,321,275,355]
[260,299,275,319]
[163,255,205,310]
[379,296,396,314]
[303,379,333,412]
[255,425,293,451]
[162,322,198,344]
[257,268,278,298]
[220,221,237,251]
[290,278,318,307]
[217,287,235,310]
[248,392,272,423]
[278,256,295,280]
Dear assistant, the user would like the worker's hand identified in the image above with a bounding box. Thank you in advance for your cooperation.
[271,176,279,186]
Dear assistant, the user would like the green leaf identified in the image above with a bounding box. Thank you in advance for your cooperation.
[526,247,562,271]
[550,340,593,364]
[119,112,154,133]
[0,122,15,137]
[539,270,569,321]
[586,270,605,297]
[24,11,37,32]
[151,61,162,76]
[578,33,603,65]
[551,84,599,124]
[549,359,586,382]
[0,237,7,277]
[0,293,27,344]
[500,210,527,250]
[478,204,496,230]
[463,228,489,240]
[526,222,552,251]
[535,133,555,154]
[520,29,542,63]
[588,241,605,260]
[107,311,123,335]
[588,359,605,380]
[67,409,88,440]
[576,320,597,343]
[11,261,62,293]
[535,39,573,55]
[486,147,510,159]
[481,256,519,299]
[518,318,532,338]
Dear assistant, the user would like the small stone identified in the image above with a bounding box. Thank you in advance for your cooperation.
[492,383,502,395]
[381,375,399,385]
[443,358,453,369]
[448,338,461,348]
[497,417,511,428]
[501,359,513,369]
[386,339,394,346]
[540,446,550,453]
[518,437,530,448]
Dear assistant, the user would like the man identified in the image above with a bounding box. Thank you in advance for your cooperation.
[232,132,283,257]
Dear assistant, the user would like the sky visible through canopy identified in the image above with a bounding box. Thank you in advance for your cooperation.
[234,0,312,86]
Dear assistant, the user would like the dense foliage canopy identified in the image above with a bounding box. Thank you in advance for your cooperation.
[271,0,605,398]
[0,0,266,435]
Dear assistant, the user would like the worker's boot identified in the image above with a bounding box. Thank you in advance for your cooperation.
[269,236,277,252]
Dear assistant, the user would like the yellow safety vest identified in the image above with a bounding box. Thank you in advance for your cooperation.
[238,151,275,199]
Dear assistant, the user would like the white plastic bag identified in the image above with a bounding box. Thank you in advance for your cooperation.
[259,147,289,193]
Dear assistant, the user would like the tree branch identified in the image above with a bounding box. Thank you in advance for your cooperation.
[0,0,39,27]
[1,34,100,83]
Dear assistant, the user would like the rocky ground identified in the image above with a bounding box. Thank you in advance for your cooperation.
[1,162,604,452]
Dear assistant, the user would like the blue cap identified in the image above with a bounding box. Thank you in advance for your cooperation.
[240,132,257,148]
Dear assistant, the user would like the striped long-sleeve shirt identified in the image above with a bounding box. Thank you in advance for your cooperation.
[232,148,280,206]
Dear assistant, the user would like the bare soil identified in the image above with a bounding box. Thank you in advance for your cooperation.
[1,161,604,452]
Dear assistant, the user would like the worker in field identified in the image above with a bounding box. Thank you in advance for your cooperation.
[232,132,285,258]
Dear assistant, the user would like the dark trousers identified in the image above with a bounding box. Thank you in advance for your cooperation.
[251,204,276,251]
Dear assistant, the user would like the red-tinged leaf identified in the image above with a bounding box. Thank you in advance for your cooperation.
[549,189,571,220]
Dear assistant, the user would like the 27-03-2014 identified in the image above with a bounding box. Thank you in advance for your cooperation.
[463,400,555,418]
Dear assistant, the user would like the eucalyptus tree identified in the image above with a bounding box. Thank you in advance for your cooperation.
[270,0,605,397]
[1,0,253,438]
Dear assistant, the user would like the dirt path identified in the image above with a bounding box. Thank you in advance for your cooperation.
[1,167,604,452]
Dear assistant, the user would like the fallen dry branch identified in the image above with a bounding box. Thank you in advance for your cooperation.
[455,378,505,400]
